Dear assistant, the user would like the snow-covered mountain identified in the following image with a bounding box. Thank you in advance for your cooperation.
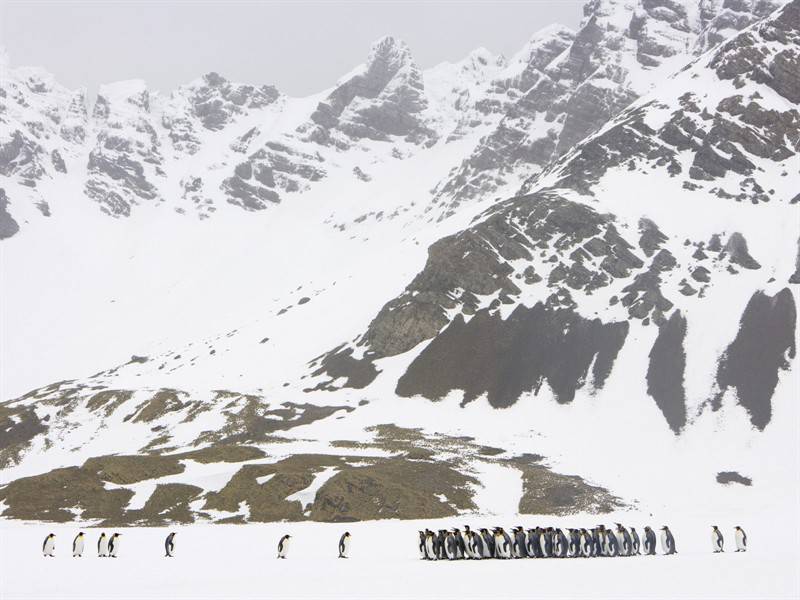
[0,0,797,527]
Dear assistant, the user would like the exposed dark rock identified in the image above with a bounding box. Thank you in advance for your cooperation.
[715,288,796,430]
[692,266,711,282]
[307,346,380,391]
[396,303,628,407]
[0,189,20,240]
[638,218,668,257]
[721,232,761,269]
[789,237,800,284]
[512,458,624,515]
[716,471,753,486]
[647,310,688,433]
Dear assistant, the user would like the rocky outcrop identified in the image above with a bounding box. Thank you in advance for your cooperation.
[714,288,796,430]
[647,310,688,433]
[395,303,628,406]
[300,37,434,146]
[432,0,785,217]
[162,72,280,154]
[84,81,164,216]
[0,188,20,239]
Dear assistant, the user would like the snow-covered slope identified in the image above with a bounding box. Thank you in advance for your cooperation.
[0,0,797,532]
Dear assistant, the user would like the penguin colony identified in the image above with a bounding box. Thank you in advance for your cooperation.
[417,524,748,560]
[41,525,748,558]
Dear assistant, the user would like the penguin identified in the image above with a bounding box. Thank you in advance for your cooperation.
[630,527,641,555]
[338,532,351,558]
[660,526,676,555]
[580,529,592,557]
[97,532,108,557]
[163,532,177,557]
[462,526,474,559]
[436,529,447,560]
[525,528,538,557]
[606,527,620,557]
[569,529,581,557]
[591,527,602,557]
[711,526,724,553]
[453,528,466,559]
[480,528,495,558]
[418,531,427,559]
[277,534,290,559]
[616,524,632,556]
[513,527,528,558]
[493,529,511,559]
[501,528,513,559]
[424,530,437,560]
[553,528,564,558]
[470,531,484,560]
[42,533,55,557]
[72,532,85,557]
[108,533,121,558]
[734,526,747,552]
[539,528,551,558]
[643,526,656,555]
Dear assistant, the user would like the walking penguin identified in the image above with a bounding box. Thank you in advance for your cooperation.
[338,532,351,558]
[711,526,724,553]
[643,526,656,555]
[277,534,291,559]
[734,526,747,552]
[660,526,676,555]
[72,532,85,557]
[97,532,108,557]
[165,532,177,557]
[42,533,55,557]
[108,533,122,558]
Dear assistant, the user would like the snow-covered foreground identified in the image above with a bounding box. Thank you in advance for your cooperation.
[2,509,798,599]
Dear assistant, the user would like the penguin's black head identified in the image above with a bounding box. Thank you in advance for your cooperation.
[345,532,350,537]
[712,525,718,529]
[661,526,668,530]
[49,533,55,538]
[735,526,741,530]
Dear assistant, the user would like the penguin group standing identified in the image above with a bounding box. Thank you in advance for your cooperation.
[418,524,686,560]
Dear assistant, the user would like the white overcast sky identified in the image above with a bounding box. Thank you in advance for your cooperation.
[1,1,583,96]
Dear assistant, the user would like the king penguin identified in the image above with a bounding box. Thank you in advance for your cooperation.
[711,526,724,553]
[42,533,56,557]
[660,526,677,555]
[643,526,656,555]
[108,533,121,558]
[338,532,351,558]
[277,534,291,559]
[97,532,108,557]
[72,532,85,557]
[734,526,747,552]
[630,527,641,555]
[165,532,177,557]
[424,530,437,560]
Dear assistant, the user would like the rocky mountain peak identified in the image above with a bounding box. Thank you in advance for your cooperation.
[301,35,432,146]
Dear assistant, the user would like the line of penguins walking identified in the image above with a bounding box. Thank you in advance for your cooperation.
[418,524,748,560]
[42,525,746,560]
[42,531,177,558]
[41,531,353,559]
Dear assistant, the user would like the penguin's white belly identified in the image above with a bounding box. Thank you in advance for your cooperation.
[43,538,55,556]
[341,538,350,557]
[110,539,120,557]
[98,538,107,556]
[279,538,290,557]
[73,537,84,556]
[425,538,436,560]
